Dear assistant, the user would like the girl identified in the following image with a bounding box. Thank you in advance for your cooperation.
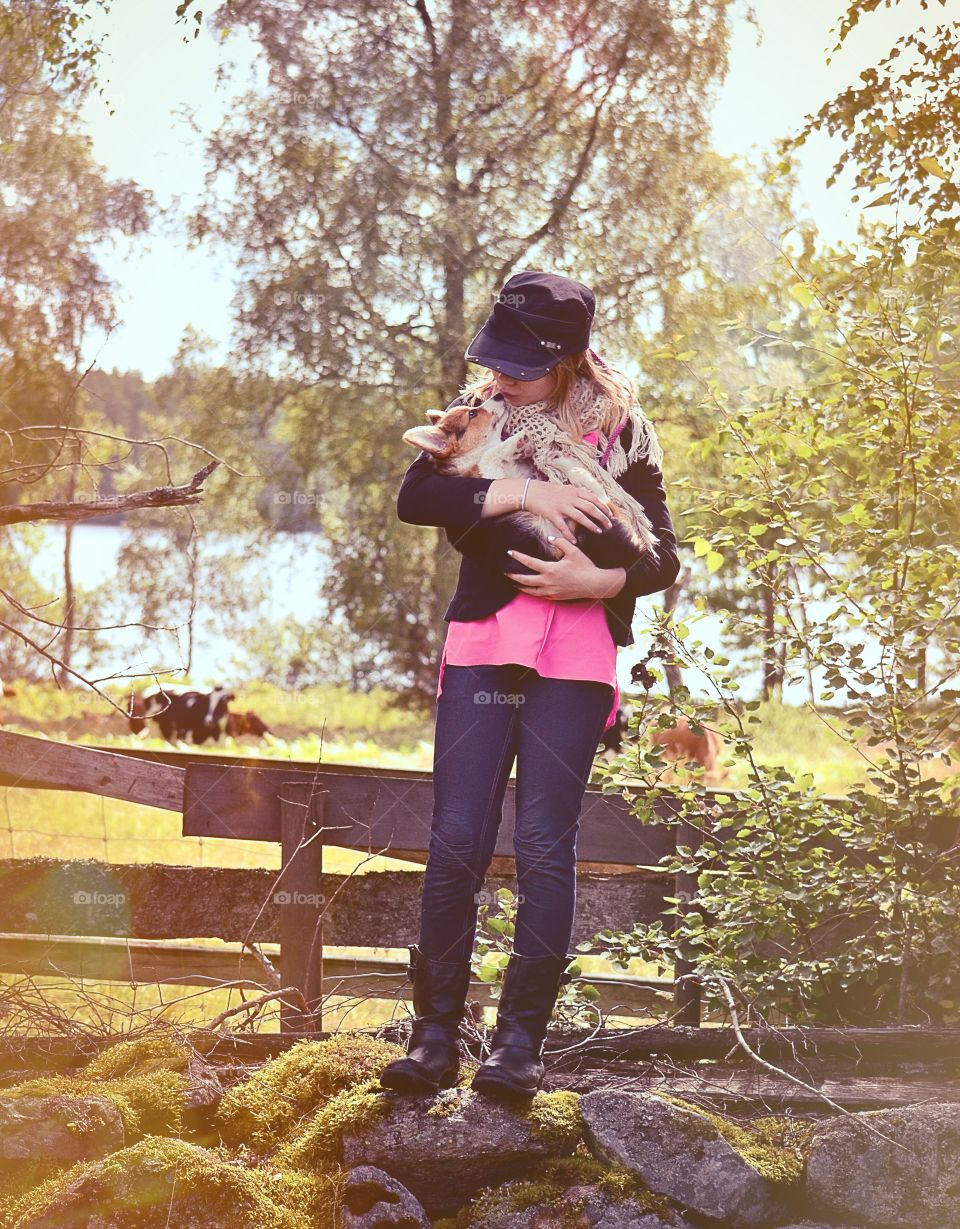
[382,270,680,1101]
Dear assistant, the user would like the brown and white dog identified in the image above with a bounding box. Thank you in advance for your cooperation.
[402,393,653,572]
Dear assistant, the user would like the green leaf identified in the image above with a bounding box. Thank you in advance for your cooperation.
[706,550,724,574]
[790,282,815,307]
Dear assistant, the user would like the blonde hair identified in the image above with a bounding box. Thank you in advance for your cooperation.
[457,349,635,441]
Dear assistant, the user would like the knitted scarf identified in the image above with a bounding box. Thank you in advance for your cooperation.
[498,363,664,551]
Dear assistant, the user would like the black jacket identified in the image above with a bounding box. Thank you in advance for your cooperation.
[396,409,681,649]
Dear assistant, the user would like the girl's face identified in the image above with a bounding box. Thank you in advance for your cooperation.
[490,366,558,406]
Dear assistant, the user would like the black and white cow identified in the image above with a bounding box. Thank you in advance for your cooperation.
[127,684,235,744]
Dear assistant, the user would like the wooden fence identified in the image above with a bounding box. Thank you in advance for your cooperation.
[0,728,956,1039]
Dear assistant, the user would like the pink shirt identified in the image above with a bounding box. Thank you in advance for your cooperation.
[435,430,620,732]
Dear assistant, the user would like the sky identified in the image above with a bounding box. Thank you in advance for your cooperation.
[76,0,940,380]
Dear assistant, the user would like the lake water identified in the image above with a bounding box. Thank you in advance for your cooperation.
[21,522,866,704]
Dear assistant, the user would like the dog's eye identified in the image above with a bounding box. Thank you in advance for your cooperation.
[468,409,477,418]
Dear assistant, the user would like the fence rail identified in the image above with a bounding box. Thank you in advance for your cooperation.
[2,730,958,1038]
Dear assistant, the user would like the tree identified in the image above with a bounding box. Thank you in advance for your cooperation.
[604,221,960,1025]
[0,8,221,699]
[780,0,959,231]
[192,0,739,697]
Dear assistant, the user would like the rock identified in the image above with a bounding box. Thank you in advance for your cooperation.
[0,1093,124,1166]
[595,1207,682,1229]
[181,1053,224,1137]
[580,1091,793,1229]
[339,1165,430,1228]
[805,1101,960,1228]
[342,1086,582,1217]
[441,1169,685,1229]
[6,1135,302,1228]
[775,1223,860,1228]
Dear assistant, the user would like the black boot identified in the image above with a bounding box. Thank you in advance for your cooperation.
[379,944,472,1094]
[470,951,576,1101]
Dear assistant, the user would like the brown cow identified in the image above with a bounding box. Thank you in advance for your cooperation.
[224,709,272,739]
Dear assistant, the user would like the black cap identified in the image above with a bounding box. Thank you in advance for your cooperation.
[464,269,596,380]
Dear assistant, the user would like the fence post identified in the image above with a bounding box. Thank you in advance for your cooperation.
[673,814,703,1026]
[279,788,326,1035]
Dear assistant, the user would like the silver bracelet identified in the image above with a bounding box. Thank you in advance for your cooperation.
[520,477,532,512]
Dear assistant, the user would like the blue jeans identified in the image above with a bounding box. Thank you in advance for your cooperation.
[418,662,614,965]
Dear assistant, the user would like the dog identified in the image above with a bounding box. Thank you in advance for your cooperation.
[127,684,235,744]
[402,393,655,571]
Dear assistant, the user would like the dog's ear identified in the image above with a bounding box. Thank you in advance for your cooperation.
[425,408,446,423]
[402,425,452,457]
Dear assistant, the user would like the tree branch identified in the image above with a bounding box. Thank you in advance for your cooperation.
[0,460,221,526]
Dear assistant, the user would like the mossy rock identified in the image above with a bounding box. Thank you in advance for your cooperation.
[339,1086,583,1219]
[274,1075,394,1171]
[433,1153,681,1229]
[5,1135,344,1229]
[648,1091,814,1186]
[2,1070,186,1143]
[216,1032,402,1155]
[83,1030,195,1081]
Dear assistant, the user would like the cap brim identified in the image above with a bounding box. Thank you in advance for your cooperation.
[464,321,561,380]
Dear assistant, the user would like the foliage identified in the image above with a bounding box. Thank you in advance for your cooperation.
[780,0,959,229]
[472,887,602,1029]
[595,222,960,1026]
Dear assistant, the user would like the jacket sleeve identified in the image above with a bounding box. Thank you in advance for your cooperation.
[396,450,497,529]
[613,453,681,600]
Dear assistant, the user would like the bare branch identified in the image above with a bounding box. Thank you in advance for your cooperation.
[0,459,221,526]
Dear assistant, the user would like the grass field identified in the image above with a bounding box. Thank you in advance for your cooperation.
[0,680,916,869]
[0,681,933,1034]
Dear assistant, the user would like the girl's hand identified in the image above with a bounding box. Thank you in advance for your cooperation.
[522,479,613,544]
[504,537,621,600]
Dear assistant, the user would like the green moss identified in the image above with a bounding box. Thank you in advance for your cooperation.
[0,1032,203,1227]
[273,1076,393,1171]
[649,1092,814,1187]
[432,1154,676,1229]
[83,1029,193,1080]
[510,1089,583,1145]
[426,1088,465,1119]
[0,1161,65,1224]
[216,1032,402,1154]
[5,1136,317,1229]
[3,1069,186,1141]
